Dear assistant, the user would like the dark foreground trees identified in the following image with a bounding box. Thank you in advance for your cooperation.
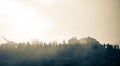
[0,37,120,66]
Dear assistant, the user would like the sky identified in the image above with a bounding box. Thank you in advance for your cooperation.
[0,0,120,44]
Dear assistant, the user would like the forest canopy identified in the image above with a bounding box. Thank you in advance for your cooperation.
[0,37,119,66]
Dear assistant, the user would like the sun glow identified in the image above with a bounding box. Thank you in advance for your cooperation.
[0,0,54,42]
[0,0,119,44]
[11,8,53,42]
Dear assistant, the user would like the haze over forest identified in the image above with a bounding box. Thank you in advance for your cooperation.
[0,0,120,44]
[0,37,120,66]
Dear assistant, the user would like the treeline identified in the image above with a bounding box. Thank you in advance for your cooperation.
[0,37,120,66]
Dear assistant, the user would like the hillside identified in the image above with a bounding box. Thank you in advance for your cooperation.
[0,37,119,66]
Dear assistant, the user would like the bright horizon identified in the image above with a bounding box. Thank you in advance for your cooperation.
[0,0,120,44]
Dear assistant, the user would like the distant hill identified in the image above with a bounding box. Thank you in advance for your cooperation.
[79,37,99,44]
[68,37,100,47]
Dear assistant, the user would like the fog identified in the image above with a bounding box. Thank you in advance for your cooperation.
[0,0,120,44]
[0,37,120,66]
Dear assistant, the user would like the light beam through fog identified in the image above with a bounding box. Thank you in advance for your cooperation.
[0,0,119,44]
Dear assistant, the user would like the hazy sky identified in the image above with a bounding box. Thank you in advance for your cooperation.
[0,0,120,44]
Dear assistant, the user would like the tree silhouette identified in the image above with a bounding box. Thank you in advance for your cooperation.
[0,37,119,66]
